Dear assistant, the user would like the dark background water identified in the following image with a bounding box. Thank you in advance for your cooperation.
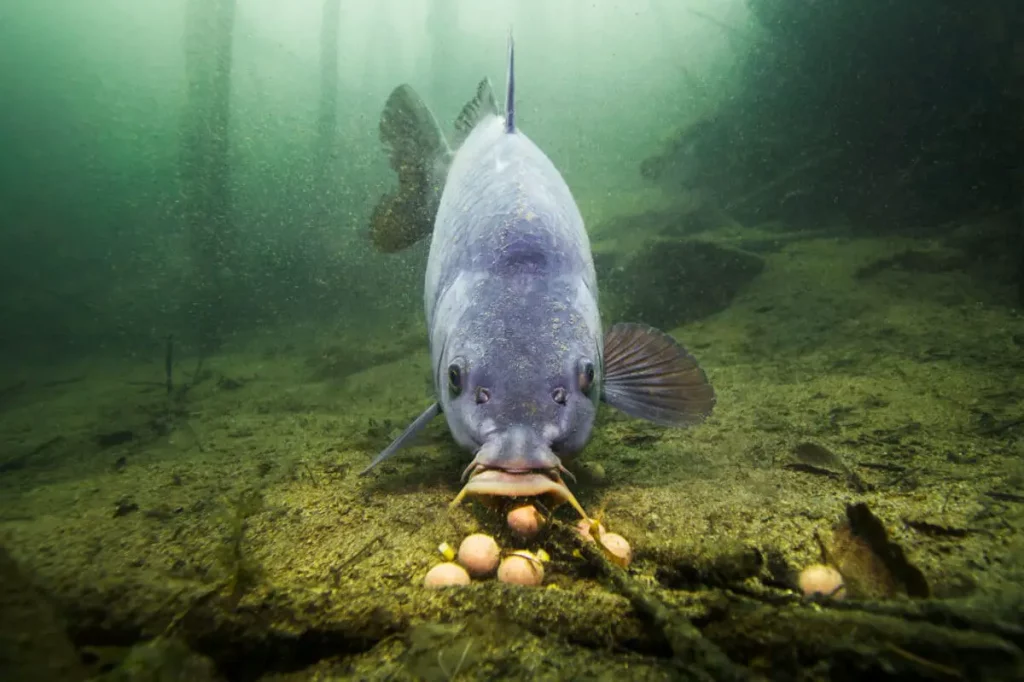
[2,4,1024,680]
[0,0,1020,366]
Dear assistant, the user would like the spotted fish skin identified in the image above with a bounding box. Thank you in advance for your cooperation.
[361,36,715,505]
[425,109,603,471]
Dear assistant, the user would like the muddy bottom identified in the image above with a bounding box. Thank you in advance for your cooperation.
[1,219,1023,681]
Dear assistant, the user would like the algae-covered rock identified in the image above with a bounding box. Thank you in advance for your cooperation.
[598,238,764,329]
[95,637,221,682]
[0,545,89,682]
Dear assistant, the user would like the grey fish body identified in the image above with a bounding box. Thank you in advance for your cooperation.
[361,37,716,517]
[426,115,602,470]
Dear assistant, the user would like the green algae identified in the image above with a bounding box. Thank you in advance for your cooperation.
[0,211,1023,680]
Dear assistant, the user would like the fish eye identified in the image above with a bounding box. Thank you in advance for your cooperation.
[552,386,568,405]
[447,363,463,395]
[475,387,490,404]
[578,359,595,394]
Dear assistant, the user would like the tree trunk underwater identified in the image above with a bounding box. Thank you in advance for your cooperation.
[315,0,341,225]
[180,0,237,352]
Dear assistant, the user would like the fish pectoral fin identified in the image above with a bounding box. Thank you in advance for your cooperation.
[452,77,499,147]
[601,323,716,428]
[359,402,442,476]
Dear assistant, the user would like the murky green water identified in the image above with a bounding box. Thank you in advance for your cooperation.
[1,2,1023,680]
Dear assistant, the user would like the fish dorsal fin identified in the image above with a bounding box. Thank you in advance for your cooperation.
[452,77,499,147]
[505,29,516,133]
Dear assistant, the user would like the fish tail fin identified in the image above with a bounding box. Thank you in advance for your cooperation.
[369,85,451,253]
[504,28,516,133]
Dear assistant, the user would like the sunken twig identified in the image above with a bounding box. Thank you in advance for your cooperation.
[555,523,752,682]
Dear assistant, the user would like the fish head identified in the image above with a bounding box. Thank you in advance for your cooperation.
[440,286,601,518]
[444,346,600,463]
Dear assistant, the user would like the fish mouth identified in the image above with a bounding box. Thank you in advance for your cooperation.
[449,466,590,521]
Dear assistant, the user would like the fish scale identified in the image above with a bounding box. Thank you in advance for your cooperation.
[360,34,716,521]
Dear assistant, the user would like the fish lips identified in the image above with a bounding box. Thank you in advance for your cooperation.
[450,466,590,520]
[462,466,568,498]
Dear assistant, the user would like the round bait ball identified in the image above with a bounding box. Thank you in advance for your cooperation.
[424,562,471,588]
[457,533,500,577]
[798,564,846,600]
[507,504,545,538]
[497,553,544,587]
[599,532,633,567]
[575,519,606,543]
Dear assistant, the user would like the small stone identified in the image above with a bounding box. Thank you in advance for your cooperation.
[113,497,139,518]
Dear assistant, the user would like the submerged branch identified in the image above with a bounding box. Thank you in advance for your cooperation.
[555,523,752,681]
[554,521,1024,679]
[724,147,842,212]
